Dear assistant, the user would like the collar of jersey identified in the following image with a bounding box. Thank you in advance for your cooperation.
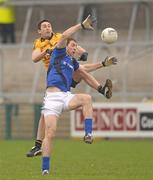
[40,33,53,42]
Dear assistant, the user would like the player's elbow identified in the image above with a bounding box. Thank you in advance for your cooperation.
[32,55,40,63]
[81,65,87,72]
[32,57,37,63]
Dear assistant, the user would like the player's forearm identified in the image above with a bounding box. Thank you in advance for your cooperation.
[61,24,82,41]
[32,50,46,63]
[83,63,103,72]
[61,15,94,43]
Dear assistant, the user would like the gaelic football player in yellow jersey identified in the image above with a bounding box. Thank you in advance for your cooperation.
[32,20,62,70]
[26,19,118,157]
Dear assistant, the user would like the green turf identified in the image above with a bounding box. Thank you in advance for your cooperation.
[0,139,153,180]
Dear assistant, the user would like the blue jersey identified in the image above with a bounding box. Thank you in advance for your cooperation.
[47,47,79,92]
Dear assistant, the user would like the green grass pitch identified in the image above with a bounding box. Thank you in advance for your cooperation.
[0,139,153,180]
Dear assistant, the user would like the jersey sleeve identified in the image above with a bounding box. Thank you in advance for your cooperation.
[54,33,62,39]
[33,39,41,50]
[73,58,79,71]
[53,47,67,59]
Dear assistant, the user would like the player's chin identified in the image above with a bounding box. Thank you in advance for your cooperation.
[72,52,77,58]
[45,33,52,38]
[69,51,74,57]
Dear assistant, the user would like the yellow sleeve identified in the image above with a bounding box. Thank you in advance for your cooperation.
[33,39,41,50]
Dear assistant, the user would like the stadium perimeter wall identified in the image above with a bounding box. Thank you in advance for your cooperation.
[0,103,70,139]
[0,102,153,139]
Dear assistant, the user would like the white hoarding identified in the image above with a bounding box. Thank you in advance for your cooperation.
[71,103,153,138]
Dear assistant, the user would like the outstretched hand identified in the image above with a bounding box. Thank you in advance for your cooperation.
[81,14,97,30]
[102,56,118,67]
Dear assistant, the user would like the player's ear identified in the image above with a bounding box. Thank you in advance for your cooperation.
[38,29,41,34]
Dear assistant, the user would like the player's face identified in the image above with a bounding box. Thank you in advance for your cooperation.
[66,40,77,57]
[38,22,53,39]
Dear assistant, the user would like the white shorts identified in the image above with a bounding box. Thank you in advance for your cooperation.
[41,91,75,117]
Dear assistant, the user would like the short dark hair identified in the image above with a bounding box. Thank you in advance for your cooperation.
[37,19,51,30]
[67,37,77,45]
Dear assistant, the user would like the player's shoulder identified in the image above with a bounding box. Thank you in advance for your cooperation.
[54,32,62,37]
[52,32,62,40]
[33,38,42,47]
[49,32,62,46]
[33,37,41,43]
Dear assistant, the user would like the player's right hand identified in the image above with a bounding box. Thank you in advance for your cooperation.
[78,52,88,61]
[102,56,118,67]
[81,15,97,30]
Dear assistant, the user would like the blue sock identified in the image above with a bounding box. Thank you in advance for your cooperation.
[84,118,92,135]
[42,156,50,171]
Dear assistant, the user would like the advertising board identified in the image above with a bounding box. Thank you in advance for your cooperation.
[71,103,153,138]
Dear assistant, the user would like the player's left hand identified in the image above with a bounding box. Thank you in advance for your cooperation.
[81,14,97,30]
[102,56,118,67]
[78,52,88,61]
[45,49,52,55]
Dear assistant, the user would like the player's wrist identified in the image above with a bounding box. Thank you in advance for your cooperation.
[81,23,85,29]
[45,49,52,55]
[102,61,106,66]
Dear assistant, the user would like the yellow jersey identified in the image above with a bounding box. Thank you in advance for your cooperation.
[33,33,62,70]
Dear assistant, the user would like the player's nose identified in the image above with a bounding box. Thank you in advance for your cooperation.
[73,47,77,52]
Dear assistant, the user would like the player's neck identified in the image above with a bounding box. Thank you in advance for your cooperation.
[40,33,53,41]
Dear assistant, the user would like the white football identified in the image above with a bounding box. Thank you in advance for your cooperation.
[101,28,118,44]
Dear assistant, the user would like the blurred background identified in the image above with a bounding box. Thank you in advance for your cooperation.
[0,0,153,139]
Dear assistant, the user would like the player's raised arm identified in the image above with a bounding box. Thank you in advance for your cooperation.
[57,15,96,49]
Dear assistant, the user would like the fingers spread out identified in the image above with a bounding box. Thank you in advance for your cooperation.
[111,57,118,64]
[82,14,97,30]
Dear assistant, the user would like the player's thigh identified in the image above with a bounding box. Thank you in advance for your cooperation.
[68,93,91,110]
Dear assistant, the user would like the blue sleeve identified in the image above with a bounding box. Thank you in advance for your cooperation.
[54,47,66,56]
[73,58,80,71]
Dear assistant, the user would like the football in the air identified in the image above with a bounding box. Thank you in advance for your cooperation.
[101,28,118,44]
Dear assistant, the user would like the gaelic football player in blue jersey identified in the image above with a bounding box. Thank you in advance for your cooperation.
[41,15,107,175]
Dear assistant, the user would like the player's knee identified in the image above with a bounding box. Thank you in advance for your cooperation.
[84,94,92,104]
